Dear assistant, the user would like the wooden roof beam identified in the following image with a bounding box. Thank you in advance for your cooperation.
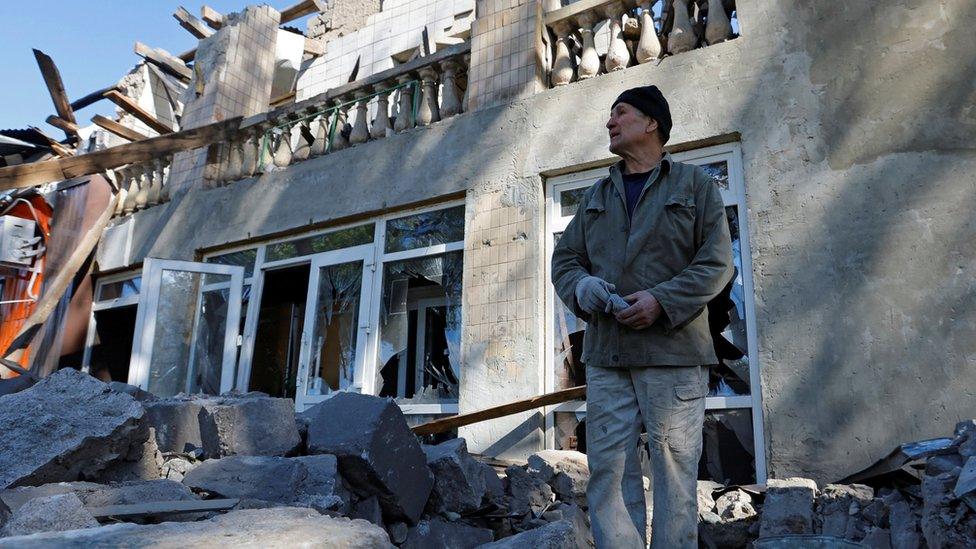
[91,115,150,142]
[32,49,78,138]
[45,116,80,136]
[134,42,193,82]
[201,5,224,29]
[69,85,119,111]
[174,6,214,39]
[103,90,175,135]
[280,0,327,23]
[27,126,74,158]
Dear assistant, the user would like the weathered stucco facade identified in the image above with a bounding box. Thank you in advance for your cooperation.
[93,0,976,483]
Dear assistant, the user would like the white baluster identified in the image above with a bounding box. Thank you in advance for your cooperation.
[636,0,663,63]
[310,112,330,155]
[293,116,313,161]
[159,157,172,203]
[416,67,441,126]
[604,3,631,72]
[439,60,462,118]
[147,160,162,206]
[668,0,696,54]
[393,76,415,132]
[576,13,601,79]
[273,123,293,167]
[350,92,370,144]
[550,21,575,86]
[225,139,244,181]
[370,86,392,139]
[241,129,260,176]
[115,167,131,216]
[331,99,350,151]
[705,0,732,45]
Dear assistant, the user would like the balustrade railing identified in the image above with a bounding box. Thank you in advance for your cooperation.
[111,155,173,217]
[544,0,736,87]
[213,42,470,186]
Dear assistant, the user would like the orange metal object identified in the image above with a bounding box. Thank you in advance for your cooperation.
[0,194,53,375]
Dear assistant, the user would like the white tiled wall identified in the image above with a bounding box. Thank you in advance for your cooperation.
[297,0,475,100]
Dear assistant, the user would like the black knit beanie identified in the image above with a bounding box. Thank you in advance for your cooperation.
[611,85,672,143]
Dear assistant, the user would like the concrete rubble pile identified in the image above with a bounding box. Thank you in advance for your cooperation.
[0,369,973,547]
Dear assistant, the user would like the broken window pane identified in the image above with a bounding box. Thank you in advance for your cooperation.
[559,187,588,217]
[702,160,730,190]
[377,251,463,404]
[699,409,755,485]
[98,277,141,301]
[384,206,464,253]
[306,261,364,395]
[206,249,257,277]
[555,411,587,452]
[552,232,587,391]
[147,270,230,397]
[708,206,751,396]
[266,224,374,262]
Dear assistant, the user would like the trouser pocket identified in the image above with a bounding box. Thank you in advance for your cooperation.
[666,381,707,452]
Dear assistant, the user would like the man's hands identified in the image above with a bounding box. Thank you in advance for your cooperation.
[615,290,662,330]
[575,276,616,315]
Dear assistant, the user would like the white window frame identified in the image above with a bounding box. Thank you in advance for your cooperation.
[203,199,465,416]
[81,270,143,374]
[543,142,767,482]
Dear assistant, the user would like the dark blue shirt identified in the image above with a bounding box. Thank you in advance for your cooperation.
[622,169,653,219]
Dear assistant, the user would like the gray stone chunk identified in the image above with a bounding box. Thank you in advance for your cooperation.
[0,482,103,514]
[0,369,145,489]
[886,498,921,549]
[75,480,197,508]
[423,438,486,514]
[542,502,593,547]
[815,483,873,537]
[526,450,589,508]
[482,462,504,502]
[182,455,350,513]
[305,392,433,524]
[505,466,554,517]
[953,456,976,498]
[143,399,205,454]
[107,382,157,402]
[402,518,495,549]
[477,520,586,549]
[0,508,395,548]
[0,493,98,537]
[759,477,818,538]
[926,453,964,476]
[199,394,301,458]
[91,426,163,483]
[351,496,385,529]
[697,480,722,515]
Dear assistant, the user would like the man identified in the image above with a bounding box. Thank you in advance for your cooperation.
[551,85,732,548]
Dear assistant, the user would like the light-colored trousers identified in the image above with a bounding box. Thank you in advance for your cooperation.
[586,364,708,549]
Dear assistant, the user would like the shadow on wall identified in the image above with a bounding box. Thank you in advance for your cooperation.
[737,0,976,481]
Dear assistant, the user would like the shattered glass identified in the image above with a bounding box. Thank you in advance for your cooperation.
[206,249,258,277]
[559,187,588,217]
[708,206,751,396]
[305,262,363,395]
[376,251,463,404]
[699,409,756,485]
[384,206,464,253]
[266,224,374,262]
[702,160,730,190]
[147,270,230,397]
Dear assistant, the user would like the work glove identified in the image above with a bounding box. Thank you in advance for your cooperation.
[575,276,616,315]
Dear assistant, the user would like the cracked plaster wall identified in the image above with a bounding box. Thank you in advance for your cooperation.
[97,0,976,479]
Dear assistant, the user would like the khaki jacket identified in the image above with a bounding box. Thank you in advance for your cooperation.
[551,154,733,367]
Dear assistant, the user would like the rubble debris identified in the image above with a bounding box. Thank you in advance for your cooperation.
[0,493,97,538]
[477,519,587,549]
[0,508,394,548]
[182,455,350,514]
[814,484,874,537]
[759,478,817,537]
[91,425,163,483]
[714,488,757,521]
[482,462,505,502]
[0,369,144,489]
[526,450,589,508]
[107,381,157,402]
[505,464,555,517]
[401,518,494,549]
[697,479,723,515]
[199,393,302,458]
[160,454,199,482]
[304,392,433,524]
[351,495,385,529]
[423,438,487,515]
[145,394,301,458]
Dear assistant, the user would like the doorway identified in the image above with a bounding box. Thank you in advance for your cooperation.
[248,264,309,399]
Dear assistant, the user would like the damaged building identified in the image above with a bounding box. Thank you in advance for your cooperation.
[0,0,975,543]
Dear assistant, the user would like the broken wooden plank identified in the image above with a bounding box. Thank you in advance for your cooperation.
[280,0,327,23]
[201,5,224,29]
[174,6,214,39]
[178,48,197,63]
[32,49,78,138]
[45,116,80,136]
[88,498,239,519]
[412,386,587,436]
[133,42,193,82]
[69,85,119,111]
[0,116,242,191]
[104,90,175,135]
[29,126,74,158]
[2,189,118,359]
[92,115,149,142]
